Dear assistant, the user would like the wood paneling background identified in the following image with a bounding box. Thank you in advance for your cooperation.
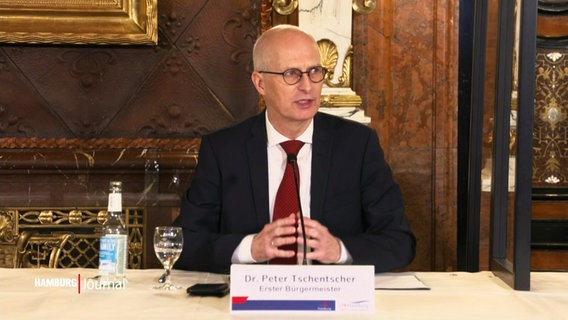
[0,0,260,139]
[0,0,262,269]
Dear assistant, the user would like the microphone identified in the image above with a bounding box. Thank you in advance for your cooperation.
[287,153,308,265]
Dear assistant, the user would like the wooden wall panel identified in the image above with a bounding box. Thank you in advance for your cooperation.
[0,0,261,269]
[0,0,260,139]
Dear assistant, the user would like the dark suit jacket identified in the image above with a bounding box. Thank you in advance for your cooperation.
[174,111,415,274]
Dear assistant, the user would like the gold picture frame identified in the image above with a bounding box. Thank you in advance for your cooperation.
[0,0,157,45]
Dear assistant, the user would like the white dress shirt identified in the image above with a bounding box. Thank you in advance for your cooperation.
[231,113,351,264]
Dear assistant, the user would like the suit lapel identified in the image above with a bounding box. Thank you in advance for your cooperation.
[310,113,333,221]
[246,113,270,227]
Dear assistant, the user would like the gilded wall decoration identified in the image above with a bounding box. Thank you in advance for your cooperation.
[0,208,145,269]
[0,0,158,45]
[533,50,568,187]
[318,39,353,88]
[271,0,377,15]
[272,0,298,15]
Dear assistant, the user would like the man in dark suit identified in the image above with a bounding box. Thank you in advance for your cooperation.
[174,25,415,274]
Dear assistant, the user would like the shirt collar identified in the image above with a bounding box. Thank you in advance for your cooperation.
[265,112,313,147]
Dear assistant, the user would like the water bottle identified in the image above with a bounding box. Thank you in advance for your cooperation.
[98,181,127,287]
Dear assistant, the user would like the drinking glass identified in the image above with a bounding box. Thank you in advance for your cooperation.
[153,226,183,290]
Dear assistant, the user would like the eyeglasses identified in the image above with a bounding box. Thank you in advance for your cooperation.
[258,66,327,85]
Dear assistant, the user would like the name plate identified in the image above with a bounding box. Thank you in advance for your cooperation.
[230,264,374,313]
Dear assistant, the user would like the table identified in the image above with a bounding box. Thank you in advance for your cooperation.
[1,268,566,319]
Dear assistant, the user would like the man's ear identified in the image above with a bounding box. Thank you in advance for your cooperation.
[251,71,266,95]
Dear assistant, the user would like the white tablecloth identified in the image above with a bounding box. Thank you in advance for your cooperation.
[0,268,566,319]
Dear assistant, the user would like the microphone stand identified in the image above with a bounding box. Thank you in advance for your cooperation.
[287,153,308,265]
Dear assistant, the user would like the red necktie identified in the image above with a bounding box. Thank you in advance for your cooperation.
[270,140,304,264]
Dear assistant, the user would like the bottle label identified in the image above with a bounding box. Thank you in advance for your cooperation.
[98,234,127,276]
[108,193,122,212]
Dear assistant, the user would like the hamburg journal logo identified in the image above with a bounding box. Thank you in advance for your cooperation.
[33,274,126,294]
